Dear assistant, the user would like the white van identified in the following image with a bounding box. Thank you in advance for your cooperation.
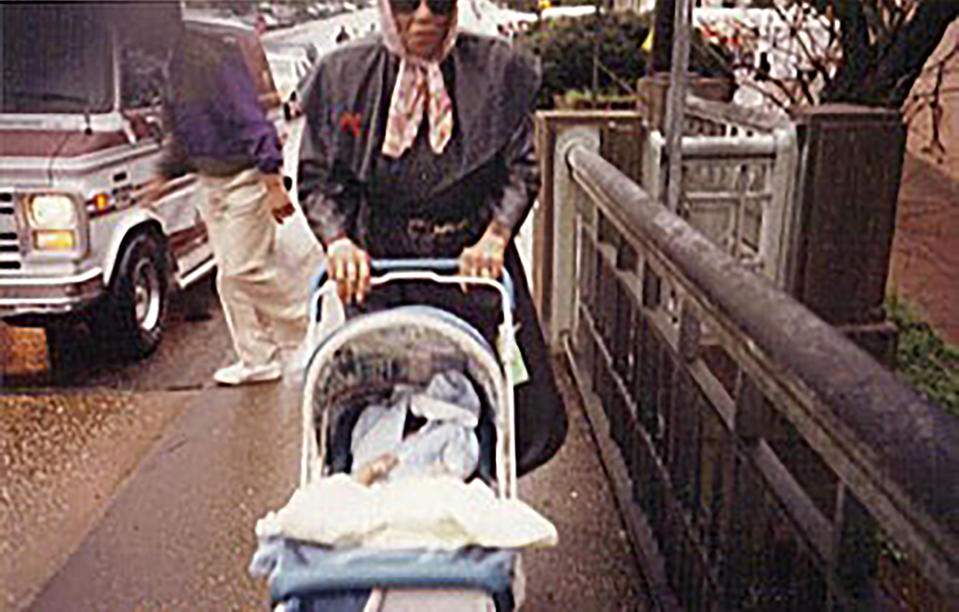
[0,4,285,359]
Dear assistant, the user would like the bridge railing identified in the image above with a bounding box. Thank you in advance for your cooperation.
[644,96,798,285]
[533,112,959,610]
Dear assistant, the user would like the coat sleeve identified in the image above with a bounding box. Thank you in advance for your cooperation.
[486,48,541,237]
[155,128,193,181]
[297,64,363,247]
[488,110,539,236]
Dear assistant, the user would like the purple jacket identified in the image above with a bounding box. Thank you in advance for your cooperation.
[159,51,282,179]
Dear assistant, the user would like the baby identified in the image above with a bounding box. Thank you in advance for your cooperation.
[350,370,482,486]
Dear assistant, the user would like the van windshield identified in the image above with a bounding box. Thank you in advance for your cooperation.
[0,5,114,114]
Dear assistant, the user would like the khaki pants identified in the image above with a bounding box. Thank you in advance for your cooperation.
[198,168,307,366]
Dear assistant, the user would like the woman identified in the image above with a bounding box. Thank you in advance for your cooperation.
[297,0,566,475]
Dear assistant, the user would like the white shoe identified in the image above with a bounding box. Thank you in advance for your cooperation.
[214,360,282,386]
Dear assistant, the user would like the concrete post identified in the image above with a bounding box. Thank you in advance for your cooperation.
[785,104,905,365]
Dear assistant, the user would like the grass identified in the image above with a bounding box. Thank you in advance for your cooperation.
[886,294,959,417]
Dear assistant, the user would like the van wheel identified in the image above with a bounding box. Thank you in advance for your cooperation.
[103,232,168,359]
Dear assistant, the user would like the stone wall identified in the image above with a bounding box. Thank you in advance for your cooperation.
[889,19,959,345]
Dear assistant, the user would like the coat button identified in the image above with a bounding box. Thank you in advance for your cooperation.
[419,170,429,181]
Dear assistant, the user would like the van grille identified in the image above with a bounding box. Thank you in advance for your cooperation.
[0,197,22,269]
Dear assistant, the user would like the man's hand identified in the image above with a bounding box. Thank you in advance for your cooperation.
[326,237,371,304]
[263,174,294,223]
[459,221,509,281]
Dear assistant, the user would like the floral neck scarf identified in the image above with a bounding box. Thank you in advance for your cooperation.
[378,0,458,158]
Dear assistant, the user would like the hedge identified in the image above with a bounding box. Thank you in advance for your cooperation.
[516,11,734,108]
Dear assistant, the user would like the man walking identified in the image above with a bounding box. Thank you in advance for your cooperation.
[155,28,307,385]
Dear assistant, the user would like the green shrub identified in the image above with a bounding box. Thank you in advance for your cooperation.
[886,294,959,417]
[517,13,651,108]
[516,11,734,108]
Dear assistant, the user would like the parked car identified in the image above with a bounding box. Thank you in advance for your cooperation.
[312,3,334,18]
[270,3,300,28]
[0,4,286,359]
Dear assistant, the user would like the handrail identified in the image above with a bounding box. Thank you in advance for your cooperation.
[686,94,791,133]
[678,134,778,156]
[564,137,959,601]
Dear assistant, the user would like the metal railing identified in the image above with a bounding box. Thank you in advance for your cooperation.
[534,114,959,609]
[644,96,798,285]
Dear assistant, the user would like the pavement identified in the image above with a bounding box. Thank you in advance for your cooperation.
[517,359,649,611]
[1,289,646,610]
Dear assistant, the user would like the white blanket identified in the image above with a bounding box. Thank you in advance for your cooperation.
[255,474,558,550]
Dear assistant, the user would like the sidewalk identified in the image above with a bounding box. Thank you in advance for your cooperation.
[519,356,649,610]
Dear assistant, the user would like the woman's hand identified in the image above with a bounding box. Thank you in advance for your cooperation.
[326,237,371,304]
[460,222,509,280]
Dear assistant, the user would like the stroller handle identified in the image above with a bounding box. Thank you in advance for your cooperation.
[302,257,521,499]
[310,257,515,309]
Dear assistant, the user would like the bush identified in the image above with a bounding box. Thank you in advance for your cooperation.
[517,13,651,108]
[517,11,734,109]
[886,294,959,417]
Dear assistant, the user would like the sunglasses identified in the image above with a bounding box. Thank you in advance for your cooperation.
[389,0,455,15]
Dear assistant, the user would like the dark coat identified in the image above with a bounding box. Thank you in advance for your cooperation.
[297,32,566,476]
[298,32,539,246]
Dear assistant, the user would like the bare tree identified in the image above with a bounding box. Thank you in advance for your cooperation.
[655,0,958,110]
[902,34,959,160]
[818,0,958,107]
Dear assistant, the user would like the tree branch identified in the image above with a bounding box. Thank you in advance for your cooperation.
[821,0,875,102]
[871,0,959,107]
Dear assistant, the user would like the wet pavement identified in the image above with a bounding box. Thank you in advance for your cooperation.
[0,390,190,609]
[1,283,646,610]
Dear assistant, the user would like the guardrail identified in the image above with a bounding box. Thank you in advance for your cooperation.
[535,116,959,609]
[644,96,798,285]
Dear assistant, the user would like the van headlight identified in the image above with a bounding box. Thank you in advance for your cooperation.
[27,194,79,229]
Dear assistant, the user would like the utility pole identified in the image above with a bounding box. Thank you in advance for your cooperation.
[591,0,602,105]
[663,0,691,212]
[651,0,675,73]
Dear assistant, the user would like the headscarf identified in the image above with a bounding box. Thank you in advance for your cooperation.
[378,0,458,158]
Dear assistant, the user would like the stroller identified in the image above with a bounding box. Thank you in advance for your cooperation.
[250,259,557,611]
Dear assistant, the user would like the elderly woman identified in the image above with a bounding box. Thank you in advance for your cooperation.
[297,0,566,475]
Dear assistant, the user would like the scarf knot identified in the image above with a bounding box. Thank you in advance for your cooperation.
[382,59,453,159]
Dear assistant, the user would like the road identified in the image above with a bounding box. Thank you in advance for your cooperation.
[260,0,509,54]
